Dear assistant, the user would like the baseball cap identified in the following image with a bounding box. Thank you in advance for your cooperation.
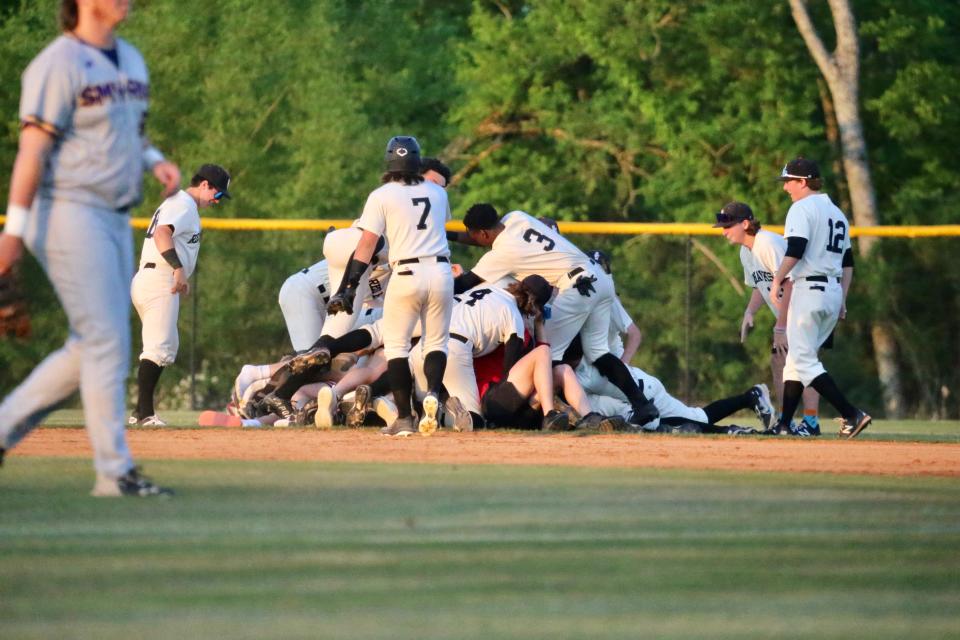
[195,164,232,198]
[538,217,560,232]
[521,274,553,308]
[712,201,754,228]
[776,157,820,181]
[587,249,612,274]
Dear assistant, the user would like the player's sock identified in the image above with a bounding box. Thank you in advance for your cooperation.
[387,358,414,418]
[369,370,392,398]
[136,359,164,419]
[778,380,804,427]
[809,373,858,421]
[593,353,648,406]
[272,369,319,400]
[423,350,447,396]
[329,329,372,356]
[701,390,754,424]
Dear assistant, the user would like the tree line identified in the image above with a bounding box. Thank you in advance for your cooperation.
[1,0,958,417]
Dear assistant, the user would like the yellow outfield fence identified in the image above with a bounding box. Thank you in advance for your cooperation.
[2,216,959,236]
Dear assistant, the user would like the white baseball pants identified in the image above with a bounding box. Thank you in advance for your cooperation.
[278,269,328,351]
[545,266,616,362]
[783,280,842,386]
[131,266,180,366]
[0,198,134,478]
[382,259,452,360]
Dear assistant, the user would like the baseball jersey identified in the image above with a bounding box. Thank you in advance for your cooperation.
[356,180,451,263]
[451,286,525,357]
[472,211,591,286]
[140,190,201,277]
[20,35,151,211]
[784,193,851,279]
[740,229,787,315]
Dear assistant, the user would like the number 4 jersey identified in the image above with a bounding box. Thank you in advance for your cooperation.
[356,180,451,264]
[471,210,592,286]
[783,193,851,280]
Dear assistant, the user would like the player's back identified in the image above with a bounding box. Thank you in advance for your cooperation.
[785,193,849,279]
[477,211,590,286]
[359,180,450,263]
[451,286,524,357]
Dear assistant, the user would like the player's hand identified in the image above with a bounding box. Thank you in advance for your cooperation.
[171,268,190,295]
[327,290,356,315]
[152,161,181,198]
[839,302,847,320]
[739,311,754,343]
[0,233,24,276]
[770,278,783,312]
[450,263,464,277]
[772,329,788,354]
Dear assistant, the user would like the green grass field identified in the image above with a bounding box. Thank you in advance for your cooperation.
[2,452,959,639]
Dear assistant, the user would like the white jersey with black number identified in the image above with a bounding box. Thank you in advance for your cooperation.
[784,193,851,280]
[472,211,591,287]
[139,190,201,277]
[451,286,525,357]
[740,229,787,316]
[20,34,151,211]
[356,180,451,263]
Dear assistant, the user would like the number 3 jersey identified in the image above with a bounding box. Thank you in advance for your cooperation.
[783,193,851,280]
[356,180,451,264]
[471,210,592,286]
[139,190,201,277]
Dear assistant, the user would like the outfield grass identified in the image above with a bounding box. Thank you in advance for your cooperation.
[1,458,958,639]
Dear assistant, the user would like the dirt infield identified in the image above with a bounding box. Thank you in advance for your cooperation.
[14,427,960,477]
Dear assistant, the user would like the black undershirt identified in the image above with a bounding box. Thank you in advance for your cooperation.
[99,47,119,67]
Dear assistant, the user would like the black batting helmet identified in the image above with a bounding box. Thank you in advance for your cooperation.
[384,136,421,173]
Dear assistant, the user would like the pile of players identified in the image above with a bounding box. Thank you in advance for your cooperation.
[220,138,780,436]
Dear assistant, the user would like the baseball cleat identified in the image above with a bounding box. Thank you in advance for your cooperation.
[598,414,632,433]
[261,394,296,422]
[127,415,138,426]
[198,410,242,428]
[761,423,789,436]
[553,395,582,423]
[541,409,571,432]
[288,346,331,376]
[314,386,338,429]
[839,410,872,439]
[345,384,371,428]
[419,393,440,436]
[726,425,759,436]
[629,398,660,428]
[792,415,821,437]
[443,395,474,432]
[91,467,173,498]
[750,384,774,430]
[574,412,604,430]
[380,415,417,437]
[129,415,167,427]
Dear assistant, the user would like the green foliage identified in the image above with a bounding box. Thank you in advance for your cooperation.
[1,0,958,416]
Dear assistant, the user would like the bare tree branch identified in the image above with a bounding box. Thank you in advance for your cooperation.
[788,0,837,85]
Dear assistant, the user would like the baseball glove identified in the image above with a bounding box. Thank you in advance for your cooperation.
[0,271,30,338]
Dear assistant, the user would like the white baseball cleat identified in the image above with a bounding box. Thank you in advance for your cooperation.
[750,384,774,431]
[129,415,167,427]
[443,396,474,432]
[419,393,440,436]
[373,395,399,426]
[314,385,338,429]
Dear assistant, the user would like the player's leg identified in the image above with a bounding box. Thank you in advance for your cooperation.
[773,286,820,434]
[380,270,424,434]
[441,339,481,431]
[544,285,590,361]
[415,261,453,435]
[278,271,326,352]
[130,268,180,424]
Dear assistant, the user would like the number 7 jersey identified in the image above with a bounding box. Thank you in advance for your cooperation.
[356,180,451,263]
[783,193,851,279]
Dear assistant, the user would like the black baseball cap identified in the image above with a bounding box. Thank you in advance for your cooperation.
[521,274,553,308]
[587,249,612,274]
[712,201,754,228]
[195,164,231,198]
[776,157,820,181]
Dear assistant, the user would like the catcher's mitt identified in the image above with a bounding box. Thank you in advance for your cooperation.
[0,271,30,339]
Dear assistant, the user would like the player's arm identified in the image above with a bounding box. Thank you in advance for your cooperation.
[453,270,485,294]
[1,126,55,275]
[621,322,642,364]
[840,248,854,319]
[770,239,803,312]
[740,289,765,343]
[772,279,793,353]
[447,230,482,246]
[327,230,379,314]
[152,224,189,295]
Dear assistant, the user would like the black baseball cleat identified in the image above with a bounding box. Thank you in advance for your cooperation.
[629,398,660,428]
[92,467,174,497]
[541,409,571,432]
[346,384,372,428]
[761,423,789,436]
[261,394,296,422]
[839,410,872,439]
[288,346,331,376]
[598,415,632,433]
[574,412,604,430]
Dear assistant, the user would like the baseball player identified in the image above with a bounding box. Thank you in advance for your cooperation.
[278,258,331,352]
[453,204,659,427]
[768,157,871,438]
[129,164,230,426]
[325,136,453,436]
[585,249,642,364]
[715,201,822,436]
[0,0,178,495]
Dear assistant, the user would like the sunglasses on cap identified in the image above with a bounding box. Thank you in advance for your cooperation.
[213,190,224,200]
[714,212,750,226]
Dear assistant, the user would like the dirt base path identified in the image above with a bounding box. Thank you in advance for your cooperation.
[13,428,960,477]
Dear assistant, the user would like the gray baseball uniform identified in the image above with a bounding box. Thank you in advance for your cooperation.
[0,34,154,479]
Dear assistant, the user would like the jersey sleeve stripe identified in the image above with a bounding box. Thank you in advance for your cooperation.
[21,115,62,137]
